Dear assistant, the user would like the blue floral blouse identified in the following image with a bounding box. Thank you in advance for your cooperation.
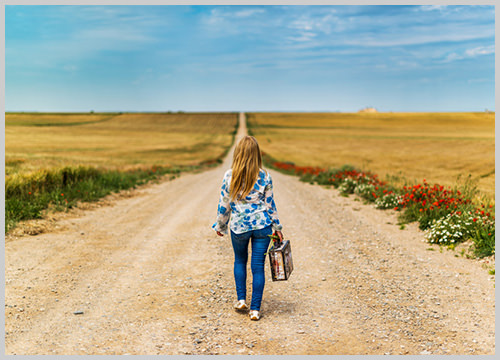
[212,168,283,235]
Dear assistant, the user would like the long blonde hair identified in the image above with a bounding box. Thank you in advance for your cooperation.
[230,136,263,201]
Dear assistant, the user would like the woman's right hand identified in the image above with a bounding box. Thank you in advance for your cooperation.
[275,230,284,242]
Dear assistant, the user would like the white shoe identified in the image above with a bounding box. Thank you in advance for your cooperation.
[249,310,260,321]
[234,300,249,312]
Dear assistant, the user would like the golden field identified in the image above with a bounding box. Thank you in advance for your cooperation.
[247,112,495,198]
[5,112,238,176]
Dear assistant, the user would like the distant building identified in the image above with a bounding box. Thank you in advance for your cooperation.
[358,107,378,113]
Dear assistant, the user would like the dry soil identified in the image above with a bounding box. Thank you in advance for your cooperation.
[4,113,495,355]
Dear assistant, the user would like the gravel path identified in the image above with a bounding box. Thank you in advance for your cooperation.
[5,113,495,355]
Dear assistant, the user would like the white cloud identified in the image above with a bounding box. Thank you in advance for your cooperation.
[50,6,166,28]
[234,9,266,18]
[419,5,448,12]
[290,18,313,31]
[285,10,341,45]
[465,45,495,57]
[75,27,157,45]
[204,7,266,25]
[287,31,317,42]
[397,60,418,68]
[440,45,494,63]
[344,24,494,48]
[467,78,493,84]
[443,52,461,62]
[204,8,224,25]
[289,10,339,34]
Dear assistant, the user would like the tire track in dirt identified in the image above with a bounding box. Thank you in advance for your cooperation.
[5,113,495,355]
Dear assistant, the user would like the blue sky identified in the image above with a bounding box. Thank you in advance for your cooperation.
[5,5,495,112]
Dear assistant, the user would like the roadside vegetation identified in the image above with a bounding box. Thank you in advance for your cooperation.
[268,157,494,258]
[5,112,238,233]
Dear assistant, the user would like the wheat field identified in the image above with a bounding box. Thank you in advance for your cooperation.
[6,112,238,176]
[248,112,495,198]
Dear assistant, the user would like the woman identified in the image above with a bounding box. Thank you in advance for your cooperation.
[212,136,284,321]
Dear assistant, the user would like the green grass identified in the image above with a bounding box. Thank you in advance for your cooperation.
[5,163,215,234]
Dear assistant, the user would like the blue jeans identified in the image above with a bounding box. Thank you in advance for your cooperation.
[230,225,272,311]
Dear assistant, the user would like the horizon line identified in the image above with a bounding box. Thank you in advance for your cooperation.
[5,110,496,114]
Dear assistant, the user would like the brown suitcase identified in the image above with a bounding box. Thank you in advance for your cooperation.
[268,239,293,281]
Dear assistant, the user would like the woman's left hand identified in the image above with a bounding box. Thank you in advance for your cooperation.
[216,231,224,237]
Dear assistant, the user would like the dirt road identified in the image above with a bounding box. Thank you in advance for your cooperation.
[4,113,495,355]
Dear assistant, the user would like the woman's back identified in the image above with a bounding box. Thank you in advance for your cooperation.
[214,168,281,234]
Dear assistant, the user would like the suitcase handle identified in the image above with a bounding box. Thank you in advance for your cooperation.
[269,232,282,247]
